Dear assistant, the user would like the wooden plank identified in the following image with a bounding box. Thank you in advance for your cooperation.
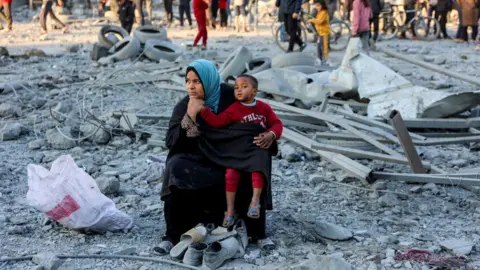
[372,172,480,186]
[333,108,426,141]
[389,110,426,174]
[283,128,372,185]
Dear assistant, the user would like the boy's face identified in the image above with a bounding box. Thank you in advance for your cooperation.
[234,77,257,103]
[315,3,321,10]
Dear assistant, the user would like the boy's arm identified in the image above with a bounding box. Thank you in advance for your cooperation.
[199,105,237,128]
[264,104,283,139]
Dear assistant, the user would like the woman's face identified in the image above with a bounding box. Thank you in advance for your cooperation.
[186,70,205,100]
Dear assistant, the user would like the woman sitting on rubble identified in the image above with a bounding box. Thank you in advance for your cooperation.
[155,59,277,254]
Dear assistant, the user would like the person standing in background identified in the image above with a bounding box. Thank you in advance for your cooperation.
[179,0,194,28]
[279,0,306,52]
[133,0,145,25]
[0,0,13,32]
[400,0,418,39]
[457,0,478,42]
[145,0,152,22]
[118,0,135,33]
[233,0,247,31]
[308,0,331,64]
[164,0,174,26]
[219,0,228,30]
[193,0,210,49]
[436,0,452,39]
[40,0,68,35]
[211,0,219,28]
[352,0,372,52]
[368,0,381,43]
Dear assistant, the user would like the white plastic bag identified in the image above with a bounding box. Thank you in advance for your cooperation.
[26,155,133,233]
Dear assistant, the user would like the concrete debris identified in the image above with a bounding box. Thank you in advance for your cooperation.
[32,252,64,270]
[0,103,22,117]
[28,139,46,150]
[288,255,353,270]
[45,127,76,150]
[439,239,473,255]
[314,221,353,240]
[24,49,47,58]
[80,122,111,144]
[0,46,9,57]
[96,176,120,195]
[0,123,22,141]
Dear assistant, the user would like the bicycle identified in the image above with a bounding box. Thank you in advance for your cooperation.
[377,2,400,40]
[273,9,351,52]
[397,2,440,40]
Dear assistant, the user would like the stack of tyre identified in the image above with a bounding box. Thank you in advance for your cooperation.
[91,25,184,63]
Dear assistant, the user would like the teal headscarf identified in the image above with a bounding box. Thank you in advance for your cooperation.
[187,59,221,113]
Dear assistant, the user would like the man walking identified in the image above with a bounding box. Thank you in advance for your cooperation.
[0,0,12,32]
[40,0,68,35]
[278,0,306,52]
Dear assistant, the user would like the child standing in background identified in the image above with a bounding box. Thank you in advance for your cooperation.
[352,0,372,53]
[193,0,210,50]
[308,0,331,65]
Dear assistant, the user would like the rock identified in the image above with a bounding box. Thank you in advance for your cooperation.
[450,159,467,167]
[80,122,111,144]
[422,183,438,192]
[385,248,395,258]
[30,97,48,109]
[290,255,353,270]
[377,193,399,207]
[110,136,132,147]
[409,186,422,193]
[281,143,300,162]
[0,103,21,117]
[439,239,473,255]
[377,235,399,244]
[28,139,46,150]
[45,127,76,150]
[25,49,46,57]
[433,57,446,65]
[0,46,9,57]
[0,123,22,141]
[244,249,261,264]
[119,173,132,181]
[71,146,84,155]
[413,234,436,242]
[314,221,353,240]
[423,56,435,62]
[66,45,80,53]
[34,152,45,163]
[32,252,64,270]
[114,247,137,255]
[96,176,120,195]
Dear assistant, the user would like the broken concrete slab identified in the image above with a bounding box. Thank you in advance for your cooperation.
[288,255,353,270]
[439,239,473,255]
[0,123,22,141]
[96,176,120,195]
[0,103,22,117]
[314,221,353,240]
[32,252,64,270]
[45,127,76,150]
[80,122,111,144]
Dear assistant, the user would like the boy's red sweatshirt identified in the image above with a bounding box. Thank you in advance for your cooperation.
[199,100,283,138]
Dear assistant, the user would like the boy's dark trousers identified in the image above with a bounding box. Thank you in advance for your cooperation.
[179,1,193,26]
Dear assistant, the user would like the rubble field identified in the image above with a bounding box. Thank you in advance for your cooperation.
[1,8,480,270]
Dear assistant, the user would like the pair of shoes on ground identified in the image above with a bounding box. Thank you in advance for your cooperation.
[153,221,248,269]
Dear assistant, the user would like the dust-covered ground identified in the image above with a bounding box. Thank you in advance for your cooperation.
[1,6,480,270]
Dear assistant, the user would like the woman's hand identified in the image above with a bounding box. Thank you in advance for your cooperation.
[187,98,205,122]
[292,12,298,19]
[254,132,275,149]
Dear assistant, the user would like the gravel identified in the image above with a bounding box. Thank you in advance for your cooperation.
[1,7,480,270]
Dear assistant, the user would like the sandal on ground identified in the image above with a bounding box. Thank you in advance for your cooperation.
[223,212,235,227]
[247,204,261,219]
